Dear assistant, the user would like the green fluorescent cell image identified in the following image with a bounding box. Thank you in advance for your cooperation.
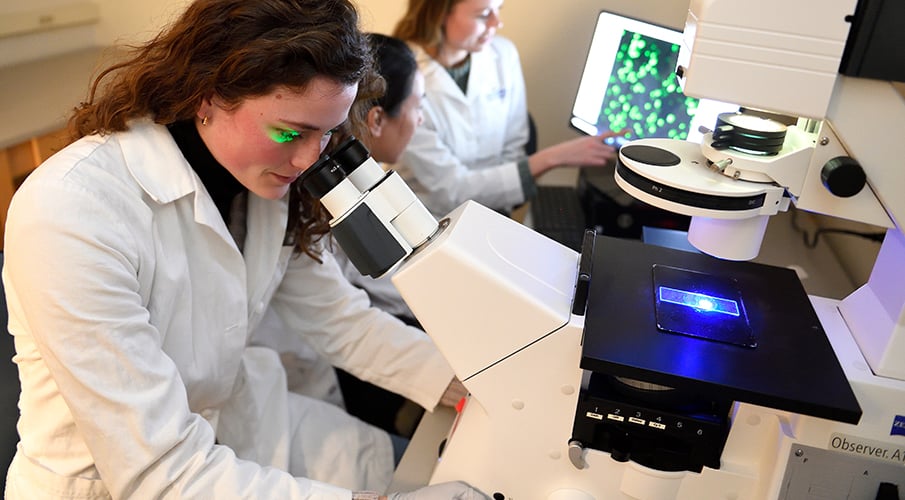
[598,31,700,140]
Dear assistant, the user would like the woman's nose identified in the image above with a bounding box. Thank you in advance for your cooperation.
[290,141,323,172]
[489,11,502,29]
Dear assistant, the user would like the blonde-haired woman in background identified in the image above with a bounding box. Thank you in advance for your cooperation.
[392,0,623,218]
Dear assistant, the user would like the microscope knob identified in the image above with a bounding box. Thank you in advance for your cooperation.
[608,430,632,463]
[821,156,866,198]
[567,440,588,470]
[875,482,899,500]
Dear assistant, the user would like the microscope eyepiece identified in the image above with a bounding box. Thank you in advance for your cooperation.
[299,154,345,199]
[331,136,372,175]
[295,135,439,278]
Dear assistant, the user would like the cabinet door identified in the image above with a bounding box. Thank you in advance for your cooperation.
[0,128,71,249]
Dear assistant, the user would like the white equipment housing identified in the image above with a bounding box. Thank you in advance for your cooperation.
[379,0,905,498]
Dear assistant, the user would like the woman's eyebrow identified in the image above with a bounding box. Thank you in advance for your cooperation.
[276,120,319,131]
[278,119,346,132]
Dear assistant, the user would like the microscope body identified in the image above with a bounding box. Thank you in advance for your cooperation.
[302,0,905,495]
[395,0,905,496]
[389,202,903,499]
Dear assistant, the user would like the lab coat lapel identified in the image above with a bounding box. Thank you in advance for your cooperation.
[243,192,289,321]
[466,46,502,101]
[415,46,470,111]
[119,119,287,329]
[119,119,243,255]
[465,46,508,146]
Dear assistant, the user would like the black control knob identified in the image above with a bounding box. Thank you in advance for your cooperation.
[875,481,899,500]
[609,430,632,463]
[821,156,866,198]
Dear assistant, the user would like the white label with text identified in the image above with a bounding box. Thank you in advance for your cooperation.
[829,433,905,465]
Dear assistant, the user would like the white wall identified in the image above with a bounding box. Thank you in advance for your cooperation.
[94,0,189,46]
[0,0,187,68]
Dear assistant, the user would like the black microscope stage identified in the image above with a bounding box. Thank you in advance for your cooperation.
[580,235,862,425]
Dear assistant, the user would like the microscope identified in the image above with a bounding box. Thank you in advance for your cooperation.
[301,1,905,497]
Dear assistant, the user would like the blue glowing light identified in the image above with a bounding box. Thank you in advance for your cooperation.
[658,286,740,317]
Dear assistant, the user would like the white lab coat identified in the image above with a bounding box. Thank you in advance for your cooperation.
[2,120,455,499]
[393,36,531,218]
[345,37,531,317]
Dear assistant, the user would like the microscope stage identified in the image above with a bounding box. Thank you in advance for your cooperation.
[581,235,861,424]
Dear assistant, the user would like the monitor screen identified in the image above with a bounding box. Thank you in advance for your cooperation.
[570,11,737,144]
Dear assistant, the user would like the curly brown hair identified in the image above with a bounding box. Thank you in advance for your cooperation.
[70,0,384,259]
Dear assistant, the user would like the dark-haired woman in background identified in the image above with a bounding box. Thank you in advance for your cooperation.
[336,33,439,437]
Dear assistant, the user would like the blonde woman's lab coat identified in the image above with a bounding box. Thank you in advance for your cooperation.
[2,119,455,499]
[346,36,531,317]
[394,36,531,218]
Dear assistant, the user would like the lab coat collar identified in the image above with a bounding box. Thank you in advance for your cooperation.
[412,40,502,105]
[117,118,240,251]
[116,118,290,302]
[119,118,200,205]
[465,41,502,97]
[411,44,453,92]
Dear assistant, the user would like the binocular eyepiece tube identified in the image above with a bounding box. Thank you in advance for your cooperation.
[299,137,439,278]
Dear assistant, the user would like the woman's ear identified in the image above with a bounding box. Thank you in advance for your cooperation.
[366,106,386,138]
[197,96,218,123]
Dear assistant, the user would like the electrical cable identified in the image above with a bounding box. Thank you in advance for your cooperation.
[790,209,885,249]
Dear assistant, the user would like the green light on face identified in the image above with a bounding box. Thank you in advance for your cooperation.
[270,128,300,144]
